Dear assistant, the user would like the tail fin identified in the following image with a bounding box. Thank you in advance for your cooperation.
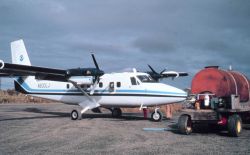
[11,39,31,66]
[11,40,35,93]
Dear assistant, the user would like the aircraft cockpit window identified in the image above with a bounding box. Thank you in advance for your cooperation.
[130,77,137,85]
[137,75,156,83]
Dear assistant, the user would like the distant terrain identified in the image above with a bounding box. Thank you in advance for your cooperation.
[0,89,56,104]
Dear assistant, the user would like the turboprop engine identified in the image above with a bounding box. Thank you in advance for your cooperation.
[68,76,94,85]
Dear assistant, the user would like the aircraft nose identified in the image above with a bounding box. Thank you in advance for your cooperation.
[165,85,187,102]
[176,88,187,97]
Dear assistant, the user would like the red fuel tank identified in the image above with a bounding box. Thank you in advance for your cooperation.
[191,66,250,102]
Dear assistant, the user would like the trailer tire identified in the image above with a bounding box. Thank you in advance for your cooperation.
[228,114,242,137]
[178,114,192,135]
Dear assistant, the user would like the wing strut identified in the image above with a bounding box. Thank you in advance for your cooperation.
[68,80,100,114]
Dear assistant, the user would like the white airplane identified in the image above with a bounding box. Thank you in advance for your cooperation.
[0,40,187,121]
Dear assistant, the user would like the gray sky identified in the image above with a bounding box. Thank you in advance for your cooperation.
[0,0,250,89]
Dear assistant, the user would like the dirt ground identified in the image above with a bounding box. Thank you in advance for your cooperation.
[0,103,250,155]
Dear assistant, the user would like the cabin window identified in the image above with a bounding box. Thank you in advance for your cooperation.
[99,82,103,88]
[117,82,121,87]
[66,84,70,89]
[80,84,90,89]
[109,82,115,89]
[130,77,137,85]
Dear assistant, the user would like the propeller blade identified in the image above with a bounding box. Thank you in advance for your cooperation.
[90,76,99,95]
[91,53,100,70]
[160,68,167,74]
[148,64,157,74]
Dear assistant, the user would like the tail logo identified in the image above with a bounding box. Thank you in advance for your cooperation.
[19,55,24,62]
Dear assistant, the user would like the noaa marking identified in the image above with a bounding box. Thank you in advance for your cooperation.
[19,55,24,61]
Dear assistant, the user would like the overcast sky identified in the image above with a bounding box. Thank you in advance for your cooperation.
[0,0,250,89]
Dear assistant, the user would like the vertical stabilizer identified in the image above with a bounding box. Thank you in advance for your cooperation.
[11,39,31,66]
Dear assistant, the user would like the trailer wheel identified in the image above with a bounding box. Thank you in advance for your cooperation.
[178,114,192,135]
[228,114,242,137]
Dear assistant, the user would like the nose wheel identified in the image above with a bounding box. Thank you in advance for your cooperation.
[151,108,162,122]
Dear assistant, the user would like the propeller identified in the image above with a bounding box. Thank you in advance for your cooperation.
[147,64,188,81]
[66,54,104,95]
[91,53,100,70]
[147,64,162,81]
[160,68,167,74]
[91,53,104,78]
[90,53,104,95]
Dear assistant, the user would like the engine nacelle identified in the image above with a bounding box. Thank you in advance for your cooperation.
[68,76,93,85]
[0,60,4,69]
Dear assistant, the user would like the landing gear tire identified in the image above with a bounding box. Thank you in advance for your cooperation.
[112,108,122,118]
[151,110,162,122]
[178,114,192,135]
[71,110,81,120]
[228,114,242,137]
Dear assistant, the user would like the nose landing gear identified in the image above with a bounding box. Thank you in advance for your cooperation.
[151,108,162,122]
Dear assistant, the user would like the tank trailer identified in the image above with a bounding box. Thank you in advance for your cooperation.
[178,66,250,137]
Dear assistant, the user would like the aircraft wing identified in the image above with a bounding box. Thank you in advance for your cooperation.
[0,61,68,81]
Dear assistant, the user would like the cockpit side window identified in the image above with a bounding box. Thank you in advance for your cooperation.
[137,75,156,83]
[130,77,137,85]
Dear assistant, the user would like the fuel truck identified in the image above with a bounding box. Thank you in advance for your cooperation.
[178,66,250,137]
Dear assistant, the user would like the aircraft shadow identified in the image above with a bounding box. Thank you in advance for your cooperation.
[83,112,155,121]
[0,107,69,122]
[0,108,160,122]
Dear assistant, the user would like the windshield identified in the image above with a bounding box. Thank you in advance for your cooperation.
[137,75,156,83]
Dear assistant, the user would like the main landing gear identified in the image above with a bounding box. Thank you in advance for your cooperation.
[151,108,163,122]
[70,110,80,120]
[71,107,89,120]
[71,109,81,120]
[111,108,122,118]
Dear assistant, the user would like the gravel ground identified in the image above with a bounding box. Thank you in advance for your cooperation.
[0,103,250,155]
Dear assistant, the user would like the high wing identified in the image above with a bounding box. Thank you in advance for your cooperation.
[0,54,104,82]
[0,61,68,81]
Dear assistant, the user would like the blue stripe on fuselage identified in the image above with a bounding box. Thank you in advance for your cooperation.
[16,79,187,96]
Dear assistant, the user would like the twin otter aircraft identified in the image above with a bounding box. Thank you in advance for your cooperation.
[0,40,187,121]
